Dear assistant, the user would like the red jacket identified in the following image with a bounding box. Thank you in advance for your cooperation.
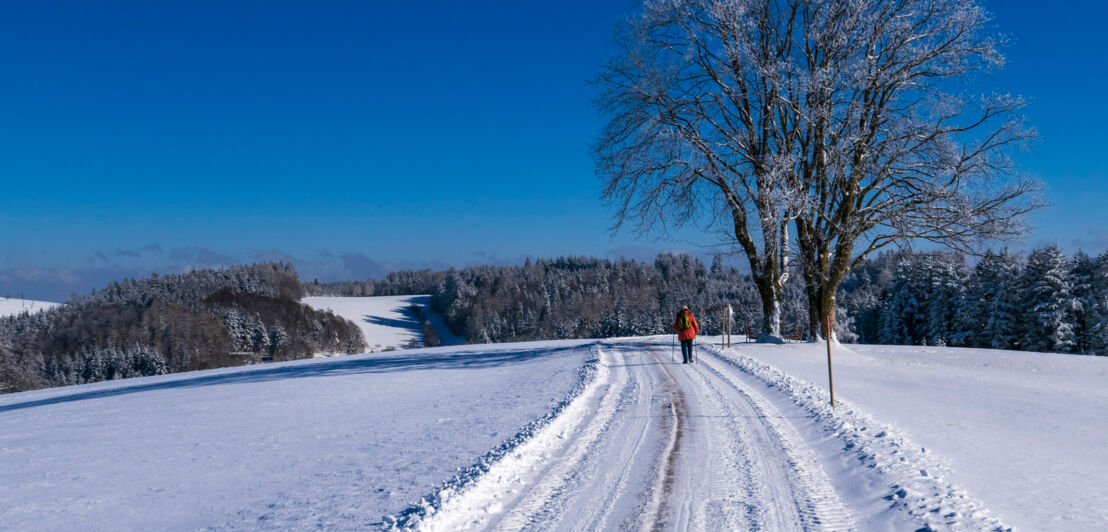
[672,310,699,341]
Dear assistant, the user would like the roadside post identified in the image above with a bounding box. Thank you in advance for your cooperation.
[726,304,733,348]
[721,305,726,349]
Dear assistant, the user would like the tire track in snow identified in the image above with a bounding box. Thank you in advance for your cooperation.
[636,341,854,531]
[407,342,672,531]
[491,344,660,530]
[647,365,683,531]
[396,338,860,531]
[693,352,856,531]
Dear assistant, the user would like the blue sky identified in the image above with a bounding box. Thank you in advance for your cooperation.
[1,0,1105,300]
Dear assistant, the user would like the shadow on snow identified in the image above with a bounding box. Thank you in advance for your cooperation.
[0,343,589,414]
[361,306,423,332]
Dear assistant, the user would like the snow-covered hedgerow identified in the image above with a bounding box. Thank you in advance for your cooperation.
[384,343,602,529]
[706,344,1011,532]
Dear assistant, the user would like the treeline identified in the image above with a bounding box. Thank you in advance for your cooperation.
[844,246,1108,353]
[313,248,1107,356]
[311,254,803,343]
[0,263,365,393]
[303,270,445,298]
[433,255,794,342]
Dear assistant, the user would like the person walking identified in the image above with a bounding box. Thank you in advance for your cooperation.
[672,305,699,364]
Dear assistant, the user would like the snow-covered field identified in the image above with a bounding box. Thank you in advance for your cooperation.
[727,340,1108,531]
[4,292,1105,531]
[0,340,594,530]
[0,297,60,317]
[302,296,463,352]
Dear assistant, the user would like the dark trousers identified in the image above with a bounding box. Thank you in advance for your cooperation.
[680,339,694,363]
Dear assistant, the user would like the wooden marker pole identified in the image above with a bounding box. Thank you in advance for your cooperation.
[824,315,836,409]
[727,304,733,348]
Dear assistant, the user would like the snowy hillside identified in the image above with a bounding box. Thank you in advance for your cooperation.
[2,334,1104,530]
[0,340,594,530]
[0,297,60,317]
[302,296,463,352]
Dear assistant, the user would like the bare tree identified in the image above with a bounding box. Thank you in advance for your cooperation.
[594,0,1039,339]
[788,0,1040,338]
[594,0,805,338]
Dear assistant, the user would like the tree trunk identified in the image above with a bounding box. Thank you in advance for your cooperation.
[818,287,836,341]
[756,278,782,338]
[801,240,854,341]
[796,217,855,341]
[796,219,826,340]
[806,280,821,340]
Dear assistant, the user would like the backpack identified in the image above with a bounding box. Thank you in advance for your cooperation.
[676,311,691,330]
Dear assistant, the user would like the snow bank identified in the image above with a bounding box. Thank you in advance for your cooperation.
[0,297,60,317]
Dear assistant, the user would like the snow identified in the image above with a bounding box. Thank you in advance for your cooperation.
[393,337,1106,531]
[0,297,60,317]
[302,295,463,352]
[410,338,888,530]
[0,340,593,530]
[720,339,1108,531]
[3,321,1104,530]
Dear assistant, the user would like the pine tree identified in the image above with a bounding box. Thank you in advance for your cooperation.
[921,256,967,347]
[1020,246,1078,353]
[1070,252,1097,353]
[879,260,919,345]
[1087,253,1108,354]
[980,250,1023,350]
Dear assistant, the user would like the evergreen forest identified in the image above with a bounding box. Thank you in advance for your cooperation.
[0,263,365,393]
[309,246,1108,356]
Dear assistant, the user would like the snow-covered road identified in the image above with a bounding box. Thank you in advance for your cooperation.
[417,338,862,531]
[11,333,1076,530]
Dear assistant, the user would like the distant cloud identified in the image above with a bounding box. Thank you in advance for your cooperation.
[2,244,532,301]
[88,246,158,263]
[0,265,151,302]
[606,245,663,262]
[1069,229,1108,253]
[1,267,80,284]
[251,248,301,263]
[338,253,390,280]
[471,251,525,267]
[167,246,233,267]
[292,252,455,283]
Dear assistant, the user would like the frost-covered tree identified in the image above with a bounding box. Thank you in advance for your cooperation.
[955,249,1021,349]
[594,0,1040,340]
[1070,252,1098,354]
[1086,253,1108,354]
[874,253,966,346]
[1019,246,1077,353]
[1065,251,1108,355]
[838,251,899,343]
[594,0,804,339]
[924,258,968,347]
[0,263,365,392]
[788,0,1040,338]
[267,327,288,357]
[877,259,921,344]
